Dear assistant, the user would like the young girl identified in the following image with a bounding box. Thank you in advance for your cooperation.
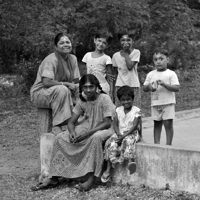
[112,32,141,107]
[101,85,142,183]
[82,30,114,97]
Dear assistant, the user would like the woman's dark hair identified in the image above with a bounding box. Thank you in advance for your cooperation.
[54,32,72,46]
[79,74,106,101]
[94,29,113,45]
[117,85,135,100]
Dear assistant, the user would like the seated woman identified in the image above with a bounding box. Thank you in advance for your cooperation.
[101,85,143,183]
[32,74,115,191]
[30,32,80,134]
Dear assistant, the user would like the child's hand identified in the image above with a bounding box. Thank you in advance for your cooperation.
[116,135,124,144]
[149,81,157,92]
[106,73,115,82]
[157,80,165,87]
[120,50,129,57]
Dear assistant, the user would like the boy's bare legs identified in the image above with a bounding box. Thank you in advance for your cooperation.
[163,119,174,145]
[154,120,163,144]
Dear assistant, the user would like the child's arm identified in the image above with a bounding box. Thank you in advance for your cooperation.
[157,80,180,92]
[106,64,115,99]
[121,117,140,139]
[143,82,157,92]
[122,51,137,71]
[106,64,115,82]
[80,62,87,76]
[113,113,120,136]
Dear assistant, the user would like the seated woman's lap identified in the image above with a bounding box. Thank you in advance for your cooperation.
[56,124,113,143]
[32,85,72,108]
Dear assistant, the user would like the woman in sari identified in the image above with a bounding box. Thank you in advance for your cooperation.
[32,74,115,191]
[30,32,80,133]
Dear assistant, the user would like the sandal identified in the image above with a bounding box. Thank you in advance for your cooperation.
[31,178,59,191]
[101,172,111,183]
[128,162,136,174]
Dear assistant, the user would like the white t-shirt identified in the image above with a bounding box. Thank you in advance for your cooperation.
[112,49,140,87]
[116,105,141,135]
[82,52,112,83]
[143,69,180,106]
[82,52,112,94]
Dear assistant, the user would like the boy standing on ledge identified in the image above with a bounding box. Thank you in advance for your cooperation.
[143,48,180,145]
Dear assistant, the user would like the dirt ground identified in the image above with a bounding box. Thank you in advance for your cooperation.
[1,75,200,200]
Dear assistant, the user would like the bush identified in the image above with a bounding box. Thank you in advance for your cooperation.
[13,58,41,94]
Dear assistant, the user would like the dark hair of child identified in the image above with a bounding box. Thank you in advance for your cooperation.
[117,31,135,41]
[79,74,106,102]
[94,29,113,45]
[154,48,169,57]
[117,85,135,101]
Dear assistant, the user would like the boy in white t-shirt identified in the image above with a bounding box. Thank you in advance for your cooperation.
[82,30,114,96]
[143,48,180,145]
[112,32,141,107]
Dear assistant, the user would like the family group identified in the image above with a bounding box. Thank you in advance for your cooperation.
[30,30,180,191]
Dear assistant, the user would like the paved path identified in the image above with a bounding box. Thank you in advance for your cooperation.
[142,108,200,151]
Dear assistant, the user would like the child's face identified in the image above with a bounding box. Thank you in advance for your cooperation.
[120,95,134,109]
[94,37,108,51]
[82,81,97,99]
[120,35,133,51]
[153,53,169,71]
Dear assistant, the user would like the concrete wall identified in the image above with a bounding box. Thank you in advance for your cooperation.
[113,143,200,195]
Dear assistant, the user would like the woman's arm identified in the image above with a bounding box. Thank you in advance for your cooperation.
[42,77,77,90]
[74,117,112,143]
[87,117,112,137]
[67,112,80,142]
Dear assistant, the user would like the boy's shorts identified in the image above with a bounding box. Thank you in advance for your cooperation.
[151,104,175,121]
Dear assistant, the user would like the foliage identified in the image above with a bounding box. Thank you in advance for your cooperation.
[13,58,41,93]
[0,0,200,89]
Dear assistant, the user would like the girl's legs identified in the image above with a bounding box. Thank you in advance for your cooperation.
[101,160,112,183]
[101,134,118,182]
[154,120,163,144]
[163,119,174,145]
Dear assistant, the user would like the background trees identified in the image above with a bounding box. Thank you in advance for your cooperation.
[0,0,200,87]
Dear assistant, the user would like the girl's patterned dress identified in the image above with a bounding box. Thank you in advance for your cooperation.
[104,105,141,164]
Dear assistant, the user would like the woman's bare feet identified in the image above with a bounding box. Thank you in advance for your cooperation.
[75,173,95,191]
[31,177,59,191]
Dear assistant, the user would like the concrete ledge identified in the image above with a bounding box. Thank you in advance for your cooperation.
[143,107,200,128]
[113,143,200,195]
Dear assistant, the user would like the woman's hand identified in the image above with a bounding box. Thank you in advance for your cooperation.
[69,131,77,143]
[64,82,77,91]
[73,131,89,143]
